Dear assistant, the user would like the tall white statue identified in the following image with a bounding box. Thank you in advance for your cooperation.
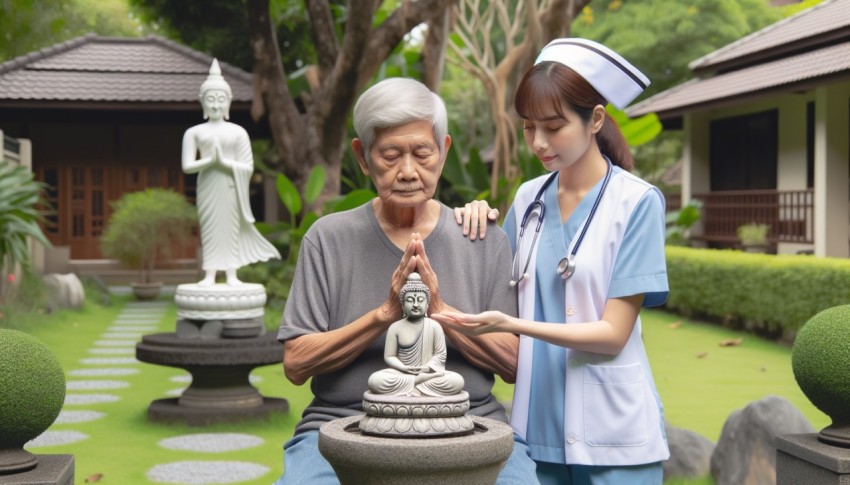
[182,59,280,286]
[367,273,464,397]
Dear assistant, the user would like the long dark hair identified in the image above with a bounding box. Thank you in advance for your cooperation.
[514,62,633,171]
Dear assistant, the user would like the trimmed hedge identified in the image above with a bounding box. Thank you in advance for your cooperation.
[665,247,850,340]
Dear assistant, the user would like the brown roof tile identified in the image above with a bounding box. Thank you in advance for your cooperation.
[0,34,253,104]
[629,40,850,117]
[690,0,850,71]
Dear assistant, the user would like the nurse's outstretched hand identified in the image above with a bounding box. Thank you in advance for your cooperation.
[453,201,499,241]
[431,310,513,336]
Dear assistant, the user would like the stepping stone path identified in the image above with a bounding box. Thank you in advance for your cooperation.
[28,297,273,483]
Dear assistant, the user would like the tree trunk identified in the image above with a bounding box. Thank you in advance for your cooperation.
[422,9,452,92]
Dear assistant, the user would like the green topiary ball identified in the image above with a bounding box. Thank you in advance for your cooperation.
[792,305,850,426]
[0,329,66,448]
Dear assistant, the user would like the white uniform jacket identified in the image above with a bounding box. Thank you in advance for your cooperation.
[509,169,670,466]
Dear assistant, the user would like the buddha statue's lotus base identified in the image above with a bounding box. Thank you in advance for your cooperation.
[359,391,474,437]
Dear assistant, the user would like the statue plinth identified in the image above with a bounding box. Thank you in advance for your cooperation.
[360,391,474,437]
[174,283,266,338]
[320,415,513,485]
[136,332,288,426]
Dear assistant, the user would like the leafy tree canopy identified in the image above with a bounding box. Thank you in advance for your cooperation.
[572,0,782,100]
[129,0,319,73]
[0,0,146,62]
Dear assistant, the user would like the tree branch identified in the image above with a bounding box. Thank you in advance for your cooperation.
[356,0,457,91]
[305,0,338,77]
[247,0,306,175]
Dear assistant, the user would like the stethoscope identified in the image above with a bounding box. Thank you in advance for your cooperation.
[510,158,613,287]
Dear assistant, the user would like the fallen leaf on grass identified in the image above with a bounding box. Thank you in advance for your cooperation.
[695,352,708,359]
[718,338,743,347]
[85,473,103,483]
[667,321,682,329]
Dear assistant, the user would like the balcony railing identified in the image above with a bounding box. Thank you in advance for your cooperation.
[691,189,814,244]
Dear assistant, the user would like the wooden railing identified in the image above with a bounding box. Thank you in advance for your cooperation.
[692,189,814,244]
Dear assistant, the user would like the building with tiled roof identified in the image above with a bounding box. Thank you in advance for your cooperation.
[629,0,850,258]
[0,34,266,266]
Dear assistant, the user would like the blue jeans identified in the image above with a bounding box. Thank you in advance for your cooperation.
[535,461,663,485]
[273,430,539,485]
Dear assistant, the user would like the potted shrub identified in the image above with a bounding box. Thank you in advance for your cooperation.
[101,188,197,300]
[736,222,769,253]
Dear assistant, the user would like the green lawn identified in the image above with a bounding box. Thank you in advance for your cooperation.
[11,297,828,484]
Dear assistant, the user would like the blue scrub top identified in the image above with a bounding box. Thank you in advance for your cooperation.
[503,167,668,464]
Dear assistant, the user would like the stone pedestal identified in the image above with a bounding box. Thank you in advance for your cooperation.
[0,455,74,485]
[776,434,850,485]
[319,415,514,485]
[136,332,288,425]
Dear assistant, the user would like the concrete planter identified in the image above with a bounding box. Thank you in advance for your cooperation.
[131,281,163,301]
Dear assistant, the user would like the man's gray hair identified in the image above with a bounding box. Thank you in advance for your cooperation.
[352,78,448,161]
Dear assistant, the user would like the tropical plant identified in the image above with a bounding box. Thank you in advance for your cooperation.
[737,222,770,247]
[100,188,197,284]
[0,163,51,302]
[666,199,702,246]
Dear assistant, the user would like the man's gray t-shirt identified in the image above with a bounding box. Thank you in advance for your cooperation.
[278,202,518,435]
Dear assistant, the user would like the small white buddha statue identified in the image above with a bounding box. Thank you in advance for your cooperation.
[367,273,464,397]
[181,59,280,286]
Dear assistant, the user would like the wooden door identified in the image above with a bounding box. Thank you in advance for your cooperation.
[38,165,196,260]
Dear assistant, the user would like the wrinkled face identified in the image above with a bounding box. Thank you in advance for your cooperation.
[355,119,449,209]
[522,105,599,172]
[402,290,429,319]
[201,89,231,121]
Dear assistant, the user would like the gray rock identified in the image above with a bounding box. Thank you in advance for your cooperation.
[711,395,814,485]
[663,424,715,480]
[42,273,85,311]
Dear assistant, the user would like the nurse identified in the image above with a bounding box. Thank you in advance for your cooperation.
[432,38,669,484]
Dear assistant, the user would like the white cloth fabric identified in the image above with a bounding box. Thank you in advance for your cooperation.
[536,38,650,109]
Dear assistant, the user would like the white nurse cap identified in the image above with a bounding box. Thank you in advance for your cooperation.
[535,38,650,109]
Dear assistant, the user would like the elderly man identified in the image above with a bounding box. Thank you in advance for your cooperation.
[275,77,537,484]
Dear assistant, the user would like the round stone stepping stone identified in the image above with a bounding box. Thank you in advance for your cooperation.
[102,333,145,339]
[165,388,186,397]
[55,410,106,424]
[147,461,269,484]
[67,380,130,390]
[88,348,135,355]
[114,319,161,324]
[158,433,264,453]
[64,394,120,405]
[94,340,138,347]
[69,368,139,377]
[106,326,157,332]
[26,431,89,448]
[80,357,138,365]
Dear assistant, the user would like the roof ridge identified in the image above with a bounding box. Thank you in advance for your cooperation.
[145,34,253,83]
[688,0,840,70]
[0,33,98,76]
[0,34,253,84]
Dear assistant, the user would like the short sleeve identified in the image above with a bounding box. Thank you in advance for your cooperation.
[277,233,332,341]
[608,189,669,307]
